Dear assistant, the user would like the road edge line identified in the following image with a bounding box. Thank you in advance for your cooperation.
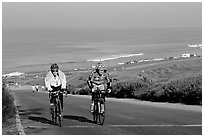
[14,101,25,135]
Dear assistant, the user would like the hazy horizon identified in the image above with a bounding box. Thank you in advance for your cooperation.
[3,2,202,29]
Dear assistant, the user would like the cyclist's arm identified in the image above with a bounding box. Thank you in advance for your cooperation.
[90,73,95,85]
[105,72,111,89]
[45,72,53,91]
[59,70,66,90]
[87,74,93,89]
[105,73,112,93]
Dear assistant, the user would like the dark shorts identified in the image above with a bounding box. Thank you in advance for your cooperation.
[91,92,105,103]
[49,85,62,104]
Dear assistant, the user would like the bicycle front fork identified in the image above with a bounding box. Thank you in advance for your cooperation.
[98,102,105,113]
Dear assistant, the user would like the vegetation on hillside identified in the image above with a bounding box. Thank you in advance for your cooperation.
[2,80,18,134]
[72,58,202,105]
[109,75,201,105]
[7,58,202,106]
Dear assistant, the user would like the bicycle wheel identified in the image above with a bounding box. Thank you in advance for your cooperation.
[98,102,105,125]
[93,101,98,123]
[58,100,62,127]
[51,106,55,122]
[54,105,58,123]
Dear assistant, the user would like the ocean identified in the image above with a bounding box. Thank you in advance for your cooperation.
[2,27,202,74]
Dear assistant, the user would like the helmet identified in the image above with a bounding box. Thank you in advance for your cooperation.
[96,62,105,71]
[50,63,59,71]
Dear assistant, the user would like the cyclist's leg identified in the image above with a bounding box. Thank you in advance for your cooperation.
[102,92,106,103]
[59,92,63,112]
[100,93,105,113]
[50,94,54,111]
[90,92,96,112]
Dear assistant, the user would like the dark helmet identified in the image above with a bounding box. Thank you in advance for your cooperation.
[96,62,107,71]
[96,62,103,70]
[50,63,59,70]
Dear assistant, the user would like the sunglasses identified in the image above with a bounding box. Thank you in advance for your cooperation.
[52,69,58,72]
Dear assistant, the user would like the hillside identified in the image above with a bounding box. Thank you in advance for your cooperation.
[5,57,202,105]
[67,57,201,87]
[67,57,202,105]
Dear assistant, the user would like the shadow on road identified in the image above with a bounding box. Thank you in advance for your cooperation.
[28,116,56,126]
[18,108,43,116]
[63,115,95,124]
[19,108,58,126]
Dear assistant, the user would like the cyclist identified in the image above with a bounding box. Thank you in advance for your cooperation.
[32,85,35,92]
[45,63,67,115]
[88,62,111,113]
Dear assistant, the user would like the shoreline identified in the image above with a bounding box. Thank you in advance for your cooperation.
[3,52,201,76]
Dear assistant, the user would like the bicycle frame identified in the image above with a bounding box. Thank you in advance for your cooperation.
[50,90,63,127]
[92,87,105,125]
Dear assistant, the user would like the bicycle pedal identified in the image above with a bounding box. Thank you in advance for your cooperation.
[60,114,63,119]
[89,110,93,113]
[100,110,105,114]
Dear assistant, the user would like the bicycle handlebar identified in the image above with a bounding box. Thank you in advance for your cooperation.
[49,90,68,97]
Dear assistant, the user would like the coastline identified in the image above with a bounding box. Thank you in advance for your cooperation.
[3,51,201,76]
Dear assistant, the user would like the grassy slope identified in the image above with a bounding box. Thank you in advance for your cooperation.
[66,57,202,105]
[114,57,201,83]
[67,57,201,87]
[109,57,202,104]
[7,57,202,104]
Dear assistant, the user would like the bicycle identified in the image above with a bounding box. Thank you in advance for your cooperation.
[91,87,106,125]
[50,90,63,127]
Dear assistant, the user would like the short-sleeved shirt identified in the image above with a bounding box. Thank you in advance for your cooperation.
[90,71,110,85]
[45,70,66,91]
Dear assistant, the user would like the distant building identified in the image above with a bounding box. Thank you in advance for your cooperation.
[190,54,196,57]
[118,62,125,65]
[153,58,164,61]
[181,53,190,58]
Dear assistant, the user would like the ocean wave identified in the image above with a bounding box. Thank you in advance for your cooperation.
[87,53,144,62]
[187,44,202,48]
[2,71,24,77]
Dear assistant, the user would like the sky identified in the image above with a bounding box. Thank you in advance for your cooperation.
[2,2,202,29]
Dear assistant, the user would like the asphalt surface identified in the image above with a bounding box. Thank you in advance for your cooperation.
[12,86,202,135]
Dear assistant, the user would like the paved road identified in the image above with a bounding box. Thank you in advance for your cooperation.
[12,86,202,135]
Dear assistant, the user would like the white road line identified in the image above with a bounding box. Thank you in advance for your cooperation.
[106,124,202,127]
[66,124,202,128]
[26,124,201,128]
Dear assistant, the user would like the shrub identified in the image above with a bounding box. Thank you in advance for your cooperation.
[2,83,16,123]
[66,84,76,94]
[78,87,90,95]
[111,80,149,99]
[154,76,202,105]
[110,75,202,105]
